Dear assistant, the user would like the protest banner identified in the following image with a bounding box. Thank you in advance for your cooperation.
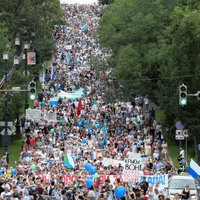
[102,158,124,167]
[38,173,168,188]
[124,158,142,172]
[26,109,42,122]
[43,110,57,122]
[39,174,123,185]
[128,153,141,158]
[27,52,36,65]
[66,45,72,50]
[123,158,144,183]
[139,174,168,188]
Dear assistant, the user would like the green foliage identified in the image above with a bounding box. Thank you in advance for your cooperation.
[0,0,63,65]
[0,137,23,167]
[99,0,200,154]
[0,0,63,125]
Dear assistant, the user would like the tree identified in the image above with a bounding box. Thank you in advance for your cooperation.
[98,0,200,159]
[98,0,169,95]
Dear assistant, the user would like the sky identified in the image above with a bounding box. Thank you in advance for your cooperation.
[60,0,98,4]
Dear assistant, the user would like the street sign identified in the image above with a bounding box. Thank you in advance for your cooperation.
[175,130,184,140]
[175,121,184,130]
[182,129,189,138]
[0,121,13,127]
[1,128,12,136]
[23,70,30,76]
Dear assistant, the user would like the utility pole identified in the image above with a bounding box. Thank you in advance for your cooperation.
[2,51,9,159]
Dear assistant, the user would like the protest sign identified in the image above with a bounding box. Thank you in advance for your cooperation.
[26,109,42,122]
[39,174,123,185]
[139,174,168,188]
[128,153,141,158]
[102,158,124,167]
[124,158,142,172]
[66,45,72,50]
[43,110,57,122]
[123,158,144,183]
[27,52,36,65]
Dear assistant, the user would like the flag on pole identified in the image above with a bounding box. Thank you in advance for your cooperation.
[187,159,200,179]
[51,65,55,80]
[76,99,82,116]
[102,119,107,134]
[42,64,46,84]
[81,22,88,32]
[92,98,98,111]
[64,153,75,169]
[91,151,96,160]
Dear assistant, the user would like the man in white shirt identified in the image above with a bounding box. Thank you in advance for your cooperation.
[1,185,13,199]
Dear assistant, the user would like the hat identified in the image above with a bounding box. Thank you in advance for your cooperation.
[186,185,189,187]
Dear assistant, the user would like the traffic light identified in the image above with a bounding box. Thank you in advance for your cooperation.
[29,81,36,100]
[179,84,187,106]
[197,91,200,100]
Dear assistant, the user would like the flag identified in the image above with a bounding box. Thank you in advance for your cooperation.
[51,65,55,80]
[42,64,46,84]
[92,98,98,111]
[64,153,75,169]
[91,151,96,160]
[187,159,200,179]
[66,53,71,64]
[76,99,82,116]
[81,22,88,32]
[92,98,97,106]
[102,119,107,134]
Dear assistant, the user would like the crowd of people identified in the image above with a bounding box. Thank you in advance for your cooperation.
[0,3,178,200]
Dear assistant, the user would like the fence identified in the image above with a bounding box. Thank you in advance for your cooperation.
[0,48,24,89]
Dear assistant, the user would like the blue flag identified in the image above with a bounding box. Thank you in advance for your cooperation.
[102,119,107,134]
[51,65,55,80]
[42,64,46,84]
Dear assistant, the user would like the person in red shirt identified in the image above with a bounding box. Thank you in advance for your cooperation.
[29,137,36,147]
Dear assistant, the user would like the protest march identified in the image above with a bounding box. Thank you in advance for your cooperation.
[1,1,199,200]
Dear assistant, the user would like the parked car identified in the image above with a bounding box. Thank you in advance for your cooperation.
[168,173,199,199]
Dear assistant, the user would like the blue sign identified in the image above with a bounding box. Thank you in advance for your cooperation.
[139,175,168,187]
[175,121,184,130]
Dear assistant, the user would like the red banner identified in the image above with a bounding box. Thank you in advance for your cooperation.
[38,174,123,185]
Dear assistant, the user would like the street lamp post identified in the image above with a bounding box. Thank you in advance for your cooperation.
[24,41,29,111]
[15,34,20,57]
[13,56,20,138]
[2,51,9,160]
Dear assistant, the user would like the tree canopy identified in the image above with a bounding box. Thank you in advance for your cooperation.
[0,0,63,121]
[98,0,200,156]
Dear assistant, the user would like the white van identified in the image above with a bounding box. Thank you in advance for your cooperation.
[168,174,199,199]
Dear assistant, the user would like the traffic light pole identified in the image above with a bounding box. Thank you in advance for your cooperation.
[187,93,199,97]
[24,49,29,110]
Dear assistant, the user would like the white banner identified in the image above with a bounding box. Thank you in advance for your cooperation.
[66,45,72,50]
[124,158,142,172]
[43,110,57,122]
[26,109,42,122]
[102,158,124,167]
[128,153,141,158]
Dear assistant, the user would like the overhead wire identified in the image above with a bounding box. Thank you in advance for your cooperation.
[117,73,200,82]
